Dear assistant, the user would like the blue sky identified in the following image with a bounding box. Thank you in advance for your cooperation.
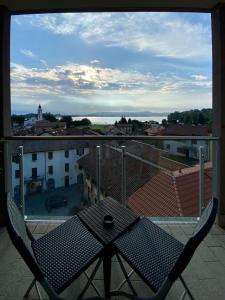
[11,12,212,114]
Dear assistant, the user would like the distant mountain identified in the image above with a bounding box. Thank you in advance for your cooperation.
[72,111,169,117]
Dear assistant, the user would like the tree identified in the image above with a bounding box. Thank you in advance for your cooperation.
[167,109,212,126]
[119,116,127,124]
[60,115,72,123]
[11,115,25,125]
[184,114,192,124]
[43,113,57,122]
[60,115,73,128]
[80,118,91,126]
[162,119,167,127]
[198,112,206,124]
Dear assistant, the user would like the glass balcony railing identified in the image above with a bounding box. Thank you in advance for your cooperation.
[7,137,216,221]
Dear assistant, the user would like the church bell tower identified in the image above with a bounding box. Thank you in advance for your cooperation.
[37,104,43,120]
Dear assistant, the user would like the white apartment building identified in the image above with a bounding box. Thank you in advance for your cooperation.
[163,140,210,160]
[11,141,88,201]
[162,124,211,161]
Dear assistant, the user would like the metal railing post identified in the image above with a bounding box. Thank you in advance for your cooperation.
[199,146,205,216]
[96,145,101,203]
[121,146,127,207]
[18,146,25,216]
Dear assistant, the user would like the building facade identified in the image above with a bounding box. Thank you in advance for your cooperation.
[11,142,88,201]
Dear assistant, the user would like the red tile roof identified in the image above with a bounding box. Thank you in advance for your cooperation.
[144,127,165,136]
[78,141,212,217]
[162,124,210,136]
[128,162,212,217]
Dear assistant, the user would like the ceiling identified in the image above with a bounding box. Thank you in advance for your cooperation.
[0,0,224,14]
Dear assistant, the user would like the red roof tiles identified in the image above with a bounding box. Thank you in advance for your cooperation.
[162,124,210,136]
[78,141,212,217]
[128,163,212,217]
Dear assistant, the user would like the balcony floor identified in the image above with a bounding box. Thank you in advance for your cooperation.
[1,222,225,299]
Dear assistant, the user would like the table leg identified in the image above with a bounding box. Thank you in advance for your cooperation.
[103,252,112,299]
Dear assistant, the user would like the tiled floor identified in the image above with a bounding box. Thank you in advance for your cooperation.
[1,222,225,299]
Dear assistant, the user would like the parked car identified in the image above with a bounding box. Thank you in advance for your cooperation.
[45,195,68,212]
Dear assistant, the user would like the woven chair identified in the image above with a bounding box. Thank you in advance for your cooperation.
[5,193,104,300]
[112,197,218,300]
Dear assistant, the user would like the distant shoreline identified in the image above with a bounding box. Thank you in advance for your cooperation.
[71,113,169,118]
[72,115,166,125]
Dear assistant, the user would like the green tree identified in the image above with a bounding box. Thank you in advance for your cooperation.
[60,115,72,123]
[43,113,57,122]
[198,112,206,124]
[11,115,25,125]
[60,115,73,128]
[167,109,212,126]
[184,114,192,124]
[162,119,167,127]
[119,116,127,124]
[80,118,91,126]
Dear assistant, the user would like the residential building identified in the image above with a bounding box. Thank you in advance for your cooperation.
[11,140,88,201]
[78,140,192,203]
[161,124,211,160]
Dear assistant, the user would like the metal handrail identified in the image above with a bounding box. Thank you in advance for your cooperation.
[5,135,219,141]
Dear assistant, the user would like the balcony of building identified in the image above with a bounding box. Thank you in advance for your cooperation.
[1,220,225,300]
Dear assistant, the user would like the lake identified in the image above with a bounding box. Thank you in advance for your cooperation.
[72,116,166,125]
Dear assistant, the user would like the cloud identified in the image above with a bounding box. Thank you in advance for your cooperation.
[191,74,208,80]
[11,62,212,113]
[90,60,100,65]
[20,49,36,58]
[15,12,211,61]
[11,62,211,96]
[20,49,49,68]
[40,59,48,67]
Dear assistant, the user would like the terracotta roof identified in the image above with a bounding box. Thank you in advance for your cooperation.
[66,128,85,135]
[144,127,165,136]
[33,120,66,128]
[162,124,210,136]
[78,144,159,203]
[10,140,91,154]
[123,140,186,171]
[128,163,212,217]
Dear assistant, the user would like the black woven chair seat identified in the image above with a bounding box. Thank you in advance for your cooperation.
[114,218,184,293]
[32,216,103,294]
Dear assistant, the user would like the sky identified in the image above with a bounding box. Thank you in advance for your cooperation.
[11,12,212,115]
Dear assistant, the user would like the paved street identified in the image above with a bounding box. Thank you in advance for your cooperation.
[24,184,84,217]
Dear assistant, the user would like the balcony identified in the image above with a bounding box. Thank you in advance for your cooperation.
[1,220,225,299]
[2,136,221,298]
[8,137,215,220]
[1,2,225,299]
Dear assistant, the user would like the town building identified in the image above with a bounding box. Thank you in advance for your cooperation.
[161,124,211,161]
[24,104,43,128]
[23,104,66,132]
[11,140,88,201]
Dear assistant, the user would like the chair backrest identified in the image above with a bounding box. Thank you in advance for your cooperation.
[169,197,218,282]
[5,193,44,281]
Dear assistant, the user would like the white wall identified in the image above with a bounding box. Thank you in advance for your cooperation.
[11,147,88,196]
[163,140,209,160]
